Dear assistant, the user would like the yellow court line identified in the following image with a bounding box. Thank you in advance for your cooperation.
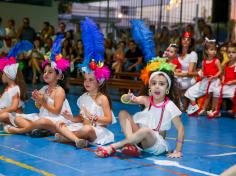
[0,144,85,174]
[166,137,236,149]
[0,134,12,136]
[0,155,55,176]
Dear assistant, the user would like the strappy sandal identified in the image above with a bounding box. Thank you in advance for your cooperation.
[96,144,116,158]
[3,124,13,134]
[207,111,221,119]
[121,144,141,157]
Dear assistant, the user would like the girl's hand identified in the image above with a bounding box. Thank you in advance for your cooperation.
[32,90,39,100]
[208,76,214,82]
[127,89,135,101]
[35,92,45,105]
[62,110,73,119]
[80,105,93,121]
[167,151,183,158]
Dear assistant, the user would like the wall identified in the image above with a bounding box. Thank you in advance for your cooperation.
[0,1,58,32]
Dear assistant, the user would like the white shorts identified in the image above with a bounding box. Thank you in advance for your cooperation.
[176,76,196,90]
[213,84,236,98]
[142,130,168,155]
[185,78,220,101]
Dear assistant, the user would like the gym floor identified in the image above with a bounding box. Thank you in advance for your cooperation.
[0,87,235,176]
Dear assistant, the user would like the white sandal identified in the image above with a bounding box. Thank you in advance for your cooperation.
[75,138,88,148]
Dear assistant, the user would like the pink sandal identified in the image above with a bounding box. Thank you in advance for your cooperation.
[207,111,221,119]
[96,144,116,158]
[121,144,141,157]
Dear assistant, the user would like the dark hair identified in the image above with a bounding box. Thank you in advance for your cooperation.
[15,68,28,101]
[178,36,195,54]
[42,63,68,90]
[227,42,236,50]
[203,40,217,59]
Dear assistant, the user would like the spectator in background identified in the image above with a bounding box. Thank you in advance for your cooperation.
[44,37,53,53]
[40,21,50,42]
[170,29,180,45]
[157,26,170,54]
[5,19,17,45]
[17,17,36,43]
[104,38,114,67]
[0,38,12,57]
[0,17,6,49]
[124,40,143,72]
[194,18,206,66]
[47,25,56,41]
[56,22,66,37]
[112,41,126,76]
[73,22,82,42]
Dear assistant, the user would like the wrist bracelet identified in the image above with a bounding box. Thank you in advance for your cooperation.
[120,94,131,104]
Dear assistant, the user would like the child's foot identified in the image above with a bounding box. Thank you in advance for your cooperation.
[187,104,199,115]
[75,138,88,148]
[3,124,13,133]
[198,109,206,116]
[121,144,141,157]
[54,133,70,142]
[95,145,116,158]
[207,111,221,119]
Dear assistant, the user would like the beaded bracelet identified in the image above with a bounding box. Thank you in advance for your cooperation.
[120,94,131,104]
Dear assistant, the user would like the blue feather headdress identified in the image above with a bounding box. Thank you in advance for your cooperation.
[42,35,69,73]
[80,17,110,84]
[0,40,33,71]
[130,20,156,62]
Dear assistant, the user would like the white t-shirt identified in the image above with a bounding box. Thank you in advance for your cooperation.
[133,100,182,131]
[178,51,198,72]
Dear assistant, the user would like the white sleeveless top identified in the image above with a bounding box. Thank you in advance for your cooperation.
[133,100,181,131]
[0,85,24,109]
[77,93,116,124]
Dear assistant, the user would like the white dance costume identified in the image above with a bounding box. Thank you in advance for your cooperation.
[133,97,182,155]
[176,51,198,89]
[67,93,116,145]
[0,85,24,119]
[9,85,72,127]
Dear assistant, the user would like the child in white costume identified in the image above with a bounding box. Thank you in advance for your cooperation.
[55,72,116,147]
[54,18,115,148]
[0,40,32,125]
[4,35,71,134]
[0,64,27,125]
[96,60,184,158]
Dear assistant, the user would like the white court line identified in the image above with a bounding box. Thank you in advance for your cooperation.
[206,152,236,157]
[147,158,219,176]
[0,144,85,174]
[0,174,6,176]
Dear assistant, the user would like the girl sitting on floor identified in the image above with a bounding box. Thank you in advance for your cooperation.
[96,60,184,158]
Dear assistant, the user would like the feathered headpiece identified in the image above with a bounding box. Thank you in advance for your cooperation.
[42,35,69,73]
[140,57,175,85]
[130,20,156,62]
[0,40,33,71]
[80,17,110,84]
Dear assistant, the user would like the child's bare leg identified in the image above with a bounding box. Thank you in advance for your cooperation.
[202,94,212,110]
[7,117,34,134]
[212,97,219,111]
[56,123,96,147]
[34,118,57,133]
[118,110,140,137]
[0,112,11,124]
[96,127,157,156]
